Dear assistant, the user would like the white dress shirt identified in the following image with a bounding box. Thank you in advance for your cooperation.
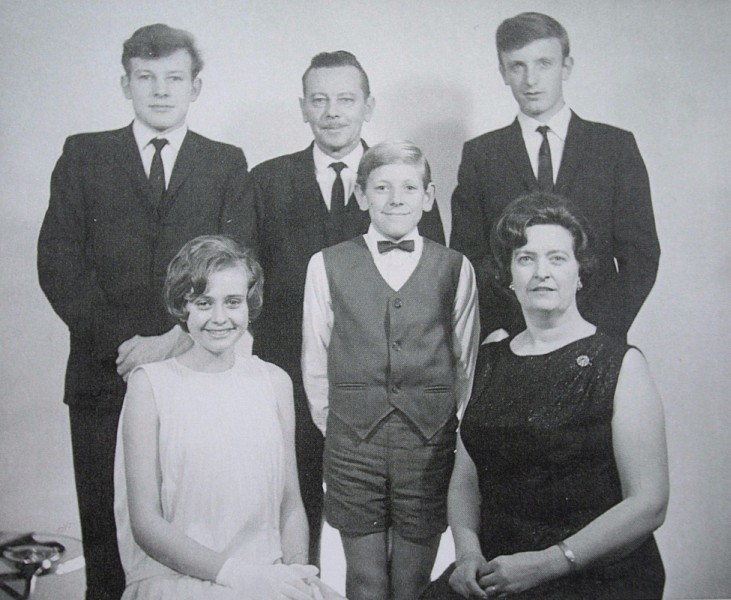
[517,102,572,184]
[302,224,480,434]
[312,142,364,210]
[132,119,188,187]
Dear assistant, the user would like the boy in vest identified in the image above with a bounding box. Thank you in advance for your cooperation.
[302,141,480,600]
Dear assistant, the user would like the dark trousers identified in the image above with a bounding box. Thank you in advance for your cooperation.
[292,381,325,565]
[69,405,125,600]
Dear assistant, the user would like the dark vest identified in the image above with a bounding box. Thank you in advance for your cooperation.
[323,236,463,440]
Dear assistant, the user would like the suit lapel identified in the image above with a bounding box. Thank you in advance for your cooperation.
[504,119,538,191]
[159,130,196,217]
[115,124,153,208]
[555,111,585,193]
[292,139,369,215]
[166,130,195,199]
[291,143,329,218]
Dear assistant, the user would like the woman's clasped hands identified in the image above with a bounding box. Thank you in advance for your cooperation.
[450,550,556,598]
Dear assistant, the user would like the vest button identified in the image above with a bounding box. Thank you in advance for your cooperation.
[391,341,401,351]
[391,385,399,393]
[393,298,403,308]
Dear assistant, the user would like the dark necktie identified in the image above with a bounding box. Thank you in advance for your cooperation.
[536,125,554,192]
[377,240,415,254]
[149,138,169,207]
[329,162,347,214]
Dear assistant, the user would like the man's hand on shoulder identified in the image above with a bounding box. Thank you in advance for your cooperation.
[116,326,192,380]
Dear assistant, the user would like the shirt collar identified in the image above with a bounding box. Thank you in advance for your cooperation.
[517,103,572,142]
[132,119,188,154]
[312,141,364,174]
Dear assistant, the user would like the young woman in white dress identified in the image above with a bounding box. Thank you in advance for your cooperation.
[114,235,344,599]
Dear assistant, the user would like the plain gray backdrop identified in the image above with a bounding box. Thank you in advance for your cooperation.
[1,1,729,598]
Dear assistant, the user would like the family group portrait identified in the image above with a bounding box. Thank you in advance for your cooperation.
[0,1,728,599]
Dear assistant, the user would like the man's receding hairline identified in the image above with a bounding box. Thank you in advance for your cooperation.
[302,64,370,97]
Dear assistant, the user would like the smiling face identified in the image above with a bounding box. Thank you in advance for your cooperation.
[499,37,572,122]
[510,223,580,315]
[185,266,249,358]
[300,66,375,159]
[121,48,201,133]
[355,163,435,241]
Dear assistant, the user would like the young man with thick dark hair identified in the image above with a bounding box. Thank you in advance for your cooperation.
[38,24,251,599]
[451,12,660,343]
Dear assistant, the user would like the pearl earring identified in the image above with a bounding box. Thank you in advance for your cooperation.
[577,279,583,291]
[509,282,515,291]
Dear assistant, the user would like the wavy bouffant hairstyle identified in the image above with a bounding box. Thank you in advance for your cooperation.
[164,235,263,331]
[490,191,597,291]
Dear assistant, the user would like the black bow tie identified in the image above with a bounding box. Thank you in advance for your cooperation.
[377,240,415,254]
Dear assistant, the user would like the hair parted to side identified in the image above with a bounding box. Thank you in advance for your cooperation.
[122,23,204,78]
[496,12,570,62]
[356,140,431,190]
[164,235,264,331]
[490,191,596,290]
[302,50,370,97]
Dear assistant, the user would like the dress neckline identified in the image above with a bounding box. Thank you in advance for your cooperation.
[173,353,246,374]
[508,332,598,358]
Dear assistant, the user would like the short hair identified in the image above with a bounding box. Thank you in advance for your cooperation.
[164,235,264,331]
[301,50,371,98]
[356,141,431,190]
[496,12,570,63]
[122,24,204,78]
[490,191,596,290]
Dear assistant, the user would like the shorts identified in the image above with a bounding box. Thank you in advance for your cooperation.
[323,410,457,542]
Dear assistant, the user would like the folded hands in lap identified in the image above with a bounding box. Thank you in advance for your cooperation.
[451,551,549,598]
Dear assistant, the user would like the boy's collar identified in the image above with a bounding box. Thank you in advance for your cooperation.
[366,223,420,243]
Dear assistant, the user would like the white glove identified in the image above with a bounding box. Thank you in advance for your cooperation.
[216,559,318,600]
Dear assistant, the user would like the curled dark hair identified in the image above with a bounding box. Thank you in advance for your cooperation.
[164,235,263,331]
[490,192,596,291]
[302,50,370,98]
[122,23,204,78]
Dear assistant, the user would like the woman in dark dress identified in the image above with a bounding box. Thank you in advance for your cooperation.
[424,192,668,599]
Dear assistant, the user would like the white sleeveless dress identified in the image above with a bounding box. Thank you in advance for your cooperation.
[114,355,287,599]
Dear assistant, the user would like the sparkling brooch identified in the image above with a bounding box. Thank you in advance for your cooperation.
[576,355,591,367]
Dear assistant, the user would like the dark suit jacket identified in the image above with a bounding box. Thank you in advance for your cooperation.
[247,141,445,376]
[38,124,251,407]
[450,112,660,340]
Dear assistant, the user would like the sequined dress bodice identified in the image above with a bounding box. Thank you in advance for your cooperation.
[460,332,664,598]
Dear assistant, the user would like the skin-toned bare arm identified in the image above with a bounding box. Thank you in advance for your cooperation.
[270,365,310,565]
[447,436,490,599]
[122,368,227,581]
[562,349,668,562]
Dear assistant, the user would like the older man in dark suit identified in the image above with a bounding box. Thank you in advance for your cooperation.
[247,51,445,565]
[37,25,250,600]
[451,12,660,342]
